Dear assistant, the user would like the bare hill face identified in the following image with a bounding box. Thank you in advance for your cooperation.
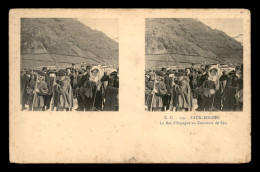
[145,18,243,69]
[21,18,118,69]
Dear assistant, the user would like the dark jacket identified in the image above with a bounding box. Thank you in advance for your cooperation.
[145,80,167,108]
[103,75,119,111]
[44,73,51,95]
[20,75,30,104]
[164,74,171,95]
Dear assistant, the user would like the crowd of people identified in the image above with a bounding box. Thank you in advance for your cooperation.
[20,63,119,111]
[145,63,243,112]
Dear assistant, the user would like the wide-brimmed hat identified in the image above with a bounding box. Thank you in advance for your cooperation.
[56,69,66,76]
[86,65,92,70]
[110,71,118,76]
[155,70,164,76]
[175,72,184,77]
[37,70,45,76]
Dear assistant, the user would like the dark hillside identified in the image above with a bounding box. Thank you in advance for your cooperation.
[145,18,243,69]
[21,18,118,69]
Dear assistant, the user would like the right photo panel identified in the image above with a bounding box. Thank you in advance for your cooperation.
[145,18,243,112]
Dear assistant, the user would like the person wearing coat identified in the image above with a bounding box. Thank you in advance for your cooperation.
[230,66,243,111]
[75,70,85,111]
[161,68,171,111]
[76,69,91,111]
[42,67,52,111]
[27,70,49,111]
[81,65,104,111]
[196,66,210,111]
[198,68,220,111]
[53,69,74,111]
[171,71,193,111]
[102,71,119,111]
[168,70,176,111]
[145,70,167,111]
[221,77,237,111]
[21,70,31,110]
[221,68,243,111]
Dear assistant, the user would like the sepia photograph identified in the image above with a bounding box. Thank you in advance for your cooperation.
[145,18,243,112]
[10,9,251,163]
[20,18,119,111]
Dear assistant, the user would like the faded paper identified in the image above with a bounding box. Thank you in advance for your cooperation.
[9,9,251,163]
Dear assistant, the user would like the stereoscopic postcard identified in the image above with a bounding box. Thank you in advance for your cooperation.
[9,9,251,163]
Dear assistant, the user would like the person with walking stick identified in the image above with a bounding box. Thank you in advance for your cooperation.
[145,70,167,111]
[27,70,48,111]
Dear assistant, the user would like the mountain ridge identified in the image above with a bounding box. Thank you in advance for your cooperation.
[21,18,119,69]
[145,18,243,69]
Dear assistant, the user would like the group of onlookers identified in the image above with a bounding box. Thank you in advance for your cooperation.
[145,64,243,111]
[21,64,119,111]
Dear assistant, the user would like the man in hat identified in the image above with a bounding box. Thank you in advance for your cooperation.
[75,69,85,111]
[145,70,167,111]
[145,70,151,86]
[66,67,77,98]
[41,67,52,111]
[48,70,56,111]
[21,70,31,110]
[186,67,198,99]
[74,65,92,111]
[53,69,74,111]
[230,66,243,89]
[102,70,119,111]
[71,63,76,73]
[230,65,243,111]
[145,71,152,105]
[190,63,195,73]
[171,71,193,111]
[27,70,49,111]
[195,64,210,110]
[161,68,171,111]
[85,65,92,75]
[185,68,193,86]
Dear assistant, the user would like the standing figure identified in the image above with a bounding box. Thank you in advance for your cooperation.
[171,71,193,111]
[83,65,104,111]
[161,68,171,111]
[27,71,49,111]
[42,67,52,111]
[102,70,119,111]
[54,69,74,111]
[231,66,243,111]
[70,63,76,73]
[145,71,167,111]
[199,68,220,111]
[168,70,176,111]
[196,65,210,111]
[21,70,31,110]
[75,70,85,111]
[221,77,237,111]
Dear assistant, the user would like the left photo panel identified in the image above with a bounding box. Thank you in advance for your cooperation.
[20,18,119,111]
